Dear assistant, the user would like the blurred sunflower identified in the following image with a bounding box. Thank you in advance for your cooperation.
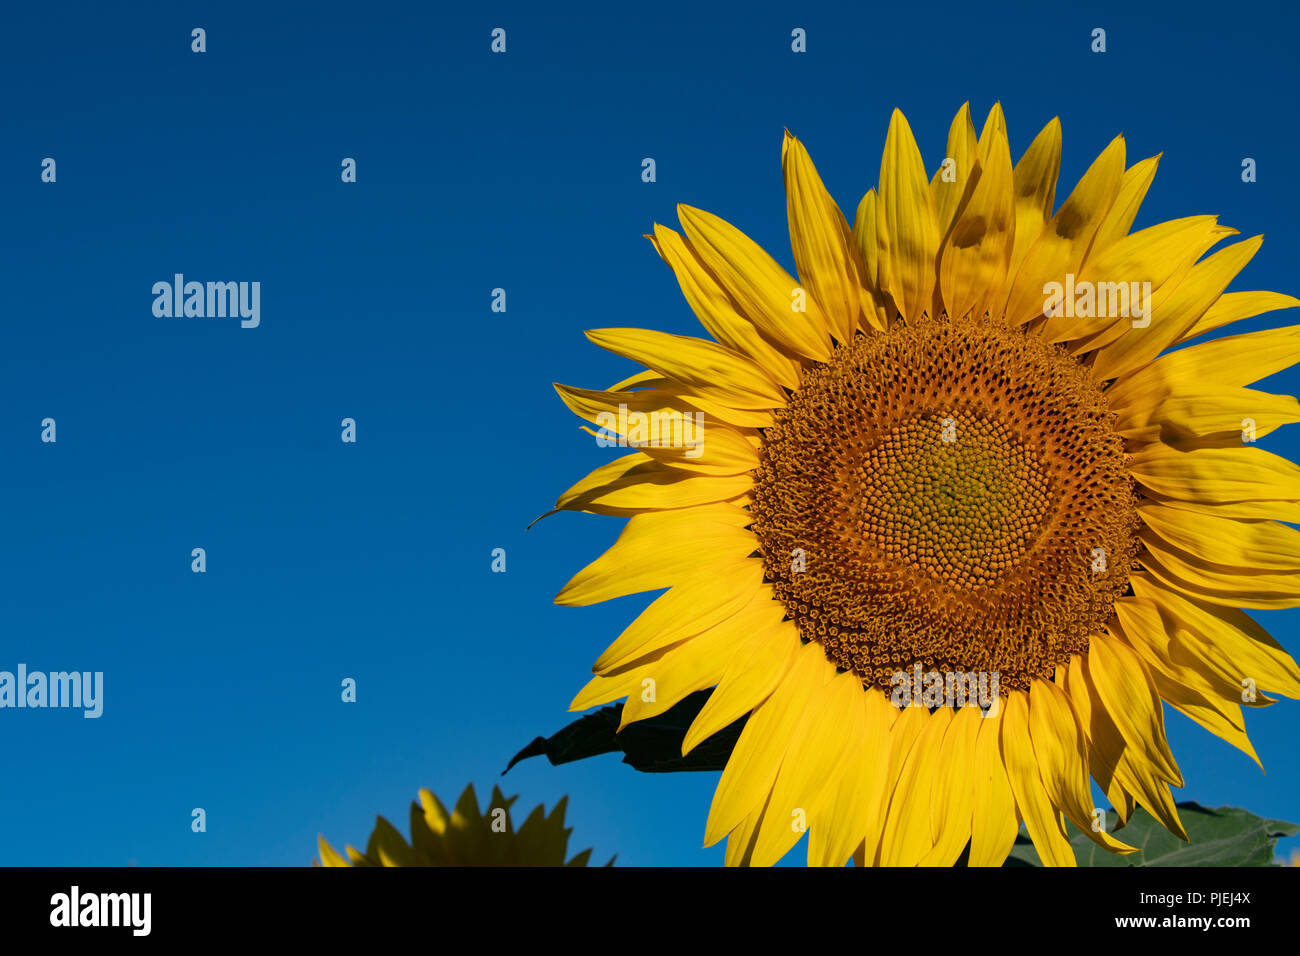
[550,104,1300,866]
[317,784,608,866]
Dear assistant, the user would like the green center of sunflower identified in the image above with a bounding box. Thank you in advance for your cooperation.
[750,312,1139,693]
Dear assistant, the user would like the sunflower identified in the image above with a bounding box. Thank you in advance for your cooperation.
[317,784,607,866]
[550,104,1300,867]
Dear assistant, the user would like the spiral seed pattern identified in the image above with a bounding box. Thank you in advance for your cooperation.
[750,312,1138,692]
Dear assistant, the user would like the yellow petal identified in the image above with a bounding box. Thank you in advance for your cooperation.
[862,703,929,863]
[1007,117,1062,281]
[682,618,802,755]
[1117,386,1300,446]
[1042,215,1227,344]
[783,130,862,344]
[930,102,979,238]
[649,224,803,388]
[1090,154,1161,252]
[1029,679,1136,854]
[595,558,765,673]
[569,645,675,711]
[807,688,897,867]
[876,109,941,323]
[1139,535,1300,610]
[1128,443,1300,503]
[1109,319,1300,412]
[1087,633,1182,784]
[879,707,952,866]
[939,102,1015,321]
[562,393,761,476]
[1150,671,1262,769]
[1061,657,1134,824]
[585,327,786,409]
[1131,573,1300,699]
[969,706,1020,866]
[1003,134,1125,325]
[1091,235,1265,381]
[617,589,785,729]
[554,505,754,606]
[852,188,894,330]
[1178,290,1300,345]
[1139,493,1300,524]
[1071,654,1188,840]
[555,452,753,515]
[750,670,864,866]
[677,204,832,361]
[705,642,834,845]
[919,704,983,866]
[1112,596,1263,767]
[1000,691,1075,866]
[1139,502,1300,572]
[317,836,349,867]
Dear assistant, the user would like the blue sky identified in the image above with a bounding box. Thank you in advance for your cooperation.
[1,0,1298,866]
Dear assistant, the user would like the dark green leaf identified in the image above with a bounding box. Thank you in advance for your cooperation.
[505,689,746,775]
[1003,802,1299,866]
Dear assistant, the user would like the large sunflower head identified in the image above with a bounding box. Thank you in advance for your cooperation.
[552,104,1300,867]
[317,784,607,867]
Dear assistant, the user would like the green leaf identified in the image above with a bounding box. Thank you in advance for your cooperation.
[505,689,746,775]
[1003,803,1299,866]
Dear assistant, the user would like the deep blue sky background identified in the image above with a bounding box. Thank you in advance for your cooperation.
[2,0,1299,866]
